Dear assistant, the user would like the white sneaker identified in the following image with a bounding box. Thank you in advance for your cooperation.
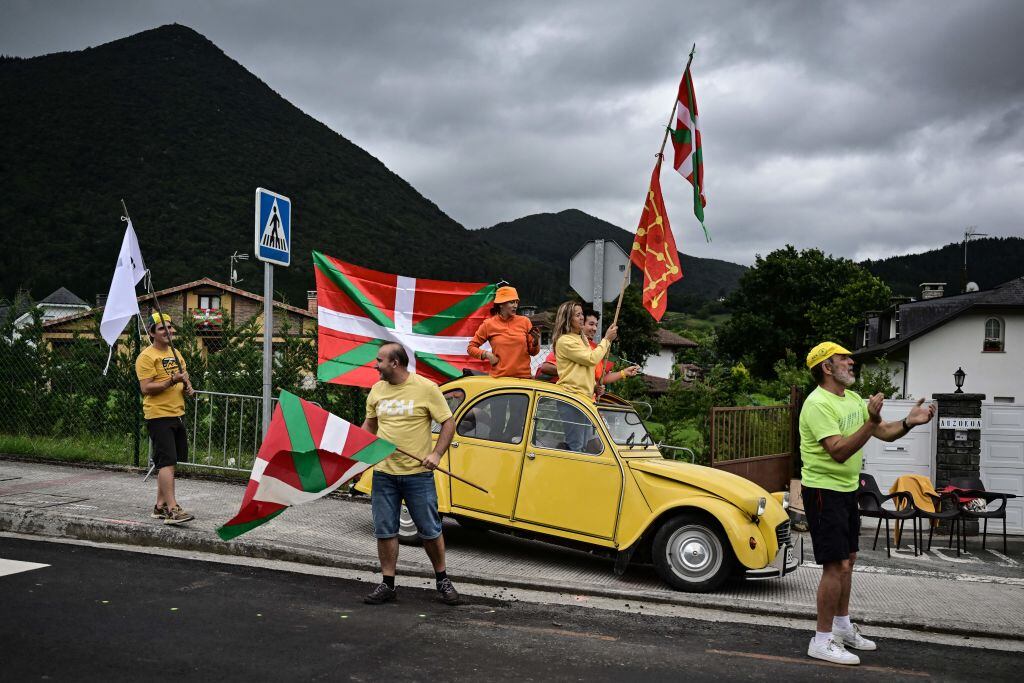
[807,637,860,665]
[834,623,877,651]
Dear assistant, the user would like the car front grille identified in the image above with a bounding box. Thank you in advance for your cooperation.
[775,521,791,548]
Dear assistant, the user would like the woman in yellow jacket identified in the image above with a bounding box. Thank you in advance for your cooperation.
[552,300,618,451]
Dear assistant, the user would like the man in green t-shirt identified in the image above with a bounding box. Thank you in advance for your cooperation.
[800,341,934,666]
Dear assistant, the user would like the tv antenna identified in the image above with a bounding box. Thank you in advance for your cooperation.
[961,227,988,293]
[229,251,249,286]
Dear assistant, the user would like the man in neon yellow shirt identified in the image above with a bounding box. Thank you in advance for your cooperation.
[800,342,934,666]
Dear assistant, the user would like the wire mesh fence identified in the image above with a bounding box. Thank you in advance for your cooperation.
[0,307,367,469]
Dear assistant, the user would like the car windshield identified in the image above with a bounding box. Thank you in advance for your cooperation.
[599,408,655,449]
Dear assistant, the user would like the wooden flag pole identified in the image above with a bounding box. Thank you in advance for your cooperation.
[123,200,189,390]
[397,449,489,494]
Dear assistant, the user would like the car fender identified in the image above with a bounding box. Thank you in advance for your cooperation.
[621,496,770,570]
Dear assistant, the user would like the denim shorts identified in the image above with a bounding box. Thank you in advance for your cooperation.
[371,470,443,540]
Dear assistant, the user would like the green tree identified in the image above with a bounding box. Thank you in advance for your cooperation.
[717,246,891,377]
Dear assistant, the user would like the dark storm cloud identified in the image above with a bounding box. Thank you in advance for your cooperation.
[3,0,1022,266]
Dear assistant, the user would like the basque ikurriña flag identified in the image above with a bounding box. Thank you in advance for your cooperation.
[217,391,395,541]
[671,62,708,241]
[314,251,496,387]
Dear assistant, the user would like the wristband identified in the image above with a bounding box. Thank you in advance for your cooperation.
[901,418,912,432]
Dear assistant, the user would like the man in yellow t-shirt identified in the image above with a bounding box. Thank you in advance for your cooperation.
[135,313,195,525]
[799,341,934,666]
[361,342,459,605]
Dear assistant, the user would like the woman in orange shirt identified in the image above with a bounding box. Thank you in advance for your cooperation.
[467,286,540,378]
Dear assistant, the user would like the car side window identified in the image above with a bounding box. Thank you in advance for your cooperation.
[456,393,529,445]
[531,396,604,455]
[432,389,466,434]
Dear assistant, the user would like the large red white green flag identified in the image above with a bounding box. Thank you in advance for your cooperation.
[671,63,708,241]
[217,391,395,541]
[314,251,496,387]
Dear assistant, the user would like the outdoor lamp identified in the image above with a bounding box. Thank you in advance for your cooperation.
[954,367,966,393]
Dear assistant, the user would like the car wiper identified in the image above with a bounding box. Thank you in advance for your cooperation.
[625,433,635,449]
[640,432,652,447]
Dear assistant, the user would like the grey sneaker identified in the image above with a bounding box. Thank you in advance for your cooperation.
[437,577,461,605]
[834,623,877,651]
[163,505,194,525]
[150,504,169,519]
[364,582,397,605]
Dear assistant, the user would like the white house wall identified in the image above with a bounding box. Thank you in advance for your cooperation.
[906,311,1023,401]
[644,349,675,380]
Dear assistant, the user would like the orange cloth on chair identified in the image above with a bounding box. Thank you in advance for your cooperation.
[890,474,938,546]
[889,474,938,514]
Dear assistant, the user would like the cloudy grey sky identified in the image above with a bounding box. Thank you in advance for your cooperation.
[4,0,1023,266]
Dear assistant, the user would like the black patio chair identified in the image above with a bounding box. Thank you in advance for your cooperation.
[915,490,964,556]
[949,476,1017,555]
[857,473,919,558]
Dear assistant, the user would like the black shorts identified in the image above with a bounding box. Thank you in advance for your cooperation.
[802,485,860,564]
[146,417,188,470]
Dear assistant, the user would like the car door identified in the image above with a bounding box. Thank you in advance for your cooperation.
[513,392,622,539]
[448,390,531,519]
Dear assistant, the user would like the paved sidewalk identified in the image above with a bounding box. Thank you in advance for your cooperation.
[2,457,1023,640]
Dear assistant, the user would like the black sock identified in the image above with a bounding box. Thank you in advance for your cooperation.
[435,570,448,585]
[383,575,395,589]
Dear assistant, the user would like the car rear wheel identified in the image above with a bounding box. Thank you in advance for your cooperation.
[397,504,422,546]
[652,513,734,592]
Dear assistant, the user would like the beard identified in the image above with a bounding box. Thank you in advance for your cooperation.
[833,365,856,387]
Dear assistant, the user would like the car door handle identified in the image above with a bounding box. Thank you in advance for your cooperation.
[450,441,459,449]
[526,452,536,460]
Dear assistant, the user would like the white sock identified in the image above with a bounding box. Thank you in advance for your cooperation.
[834,615,852,630]
[814,631,832,646]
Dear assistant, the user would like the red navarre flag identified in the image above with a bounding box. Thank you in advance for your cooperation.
[630,158,683,321]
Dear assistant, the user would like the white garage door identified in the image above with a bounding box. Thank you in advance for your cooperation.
[981,403,1024,535]
[860,399,935,494]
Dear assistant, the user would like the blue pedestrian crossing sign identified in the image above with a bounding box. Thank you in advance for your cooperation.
[254,188,292,267]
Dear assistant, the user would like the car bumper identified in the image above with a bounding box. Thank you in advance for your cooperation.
[744,536,803,580]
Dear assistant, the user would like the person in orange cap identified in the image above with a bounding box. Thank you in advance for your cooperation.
[467,285,540,378]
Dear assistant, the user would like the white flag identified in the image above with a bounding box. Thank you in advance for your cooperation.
[99,220,147,347]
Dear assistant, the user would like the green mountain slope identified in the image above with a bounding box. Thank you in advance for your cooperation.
[861,236,1024,297]
[0,24,558,306]
[476,209,747,311]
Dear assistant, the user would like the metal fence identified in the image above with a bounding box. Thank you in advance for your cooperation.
[1,307,366,468]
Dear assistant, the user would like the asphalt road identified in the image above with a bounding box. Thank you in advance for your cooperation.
[0,536,1018,682]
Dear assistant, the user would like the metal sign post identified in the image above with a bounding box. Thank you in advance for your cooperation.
[569,239,630,338]
[254,187,292,437]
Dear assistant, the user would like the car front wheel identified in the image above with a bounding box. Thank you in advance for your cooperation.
[397,504,422,546]
[652,513,734,592]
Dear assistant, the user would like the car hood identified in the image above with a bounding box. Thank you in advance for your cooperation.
[627,458,774,504]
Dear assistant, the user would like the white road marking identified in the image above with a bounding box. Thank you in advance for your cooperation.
[986,549,1019,567]
[0,558,50,577]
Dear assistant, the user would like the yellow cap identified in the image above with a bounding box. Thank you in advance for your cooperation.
[148,312,173,329]
[494,286,519,304]
[806,341,852,368]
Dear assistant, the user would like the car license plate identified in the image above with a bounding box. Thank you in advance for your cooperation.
[785,545,795,567]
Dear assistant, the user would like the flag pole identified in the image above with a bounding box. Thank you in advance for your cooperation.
[397,449,489,494]
[609,44,696,332]
[122,200,187,386]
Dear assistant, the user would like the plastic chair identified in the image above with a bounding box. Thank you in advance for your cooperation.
[915,490,964,556]
[857,473,919,558]
[949,476,1017,555]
